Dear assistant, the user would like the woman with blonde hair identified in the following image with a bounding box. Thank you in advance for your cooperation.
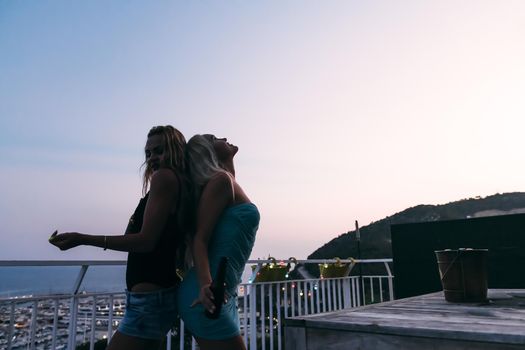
[50,125,189,350]
[178,134,260,350]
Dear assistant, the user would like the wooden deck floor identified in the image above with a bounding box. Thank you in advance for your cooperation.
[285,289,525,350]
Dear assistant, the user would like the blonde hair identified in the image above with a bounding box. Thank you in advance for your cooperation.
[183,134,230,268]
[141,125,186,195]
[185,134,227,197]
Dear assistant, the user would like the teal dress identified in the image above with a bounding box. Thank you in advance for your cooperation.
[177,203,260,340]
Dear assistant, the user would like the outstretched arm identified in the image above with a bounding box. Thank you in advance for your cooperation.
[50,169,178,253]
[191,172,233,312]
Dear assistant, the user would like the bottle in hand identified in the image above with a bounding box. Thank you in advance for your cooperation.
[205,257,228,319]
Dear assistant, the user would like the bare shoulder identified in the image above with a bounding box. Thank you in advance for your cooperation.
[203,171,234,198]
[207,171,233,188]
[150,169,179,192]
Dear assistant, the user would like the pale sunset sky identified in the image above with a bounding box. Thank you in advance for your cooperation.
[1,1,524,261]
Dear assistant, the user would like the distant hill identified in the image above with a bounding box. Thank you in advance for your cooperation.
[307,192,525,266]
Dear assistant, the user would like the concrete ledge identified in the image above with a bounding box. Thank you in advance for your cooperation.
[283,289,525,349]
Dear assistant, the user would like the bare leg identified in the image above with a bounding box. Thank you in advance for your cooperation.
[195,335,246,350]
[106,330,161,350]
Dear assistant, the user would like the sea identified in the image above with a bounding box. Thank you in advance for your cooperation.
[0,265,256,298]
[0,266,127,298]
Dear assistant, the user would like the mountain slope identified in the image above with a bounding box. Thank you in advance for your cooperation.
[307,192,525,261]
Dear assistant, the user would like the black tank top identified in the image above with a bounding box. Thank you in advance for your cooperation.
[124,179,184,290]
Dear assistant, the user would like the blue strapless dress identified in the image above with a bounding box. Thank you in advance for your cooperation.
[177,203,260,340]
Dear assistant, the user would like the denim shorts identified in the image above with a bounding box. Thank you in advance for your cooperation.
[118,286,178,340]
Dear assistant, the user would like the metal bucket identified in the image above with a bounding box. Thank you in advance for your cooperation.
[435,248,488,302]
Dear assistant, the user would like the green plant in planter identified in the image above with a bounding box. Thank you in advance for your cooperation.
[252,257,297,282]
[319,257,354,278]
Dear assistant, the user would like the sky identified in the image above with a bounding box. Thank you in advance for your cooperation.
[1,1,525,261]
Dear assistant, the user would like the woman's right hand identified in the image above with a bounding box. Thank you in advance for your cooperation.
[191,284,216,314]
[49,231,85,250]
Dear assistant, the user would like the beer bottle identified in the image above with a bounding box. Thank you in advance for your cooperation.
[205,257,228,319]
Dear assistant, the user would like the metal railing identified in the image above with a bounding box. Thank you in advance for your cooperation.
[0,259,394,350]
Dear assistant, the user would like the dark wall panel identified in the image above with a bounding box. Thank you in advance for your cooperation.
[391,214,525,299]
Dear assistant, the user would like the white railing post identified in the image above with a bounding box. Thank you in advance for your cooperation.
[291,282,296,316]
[52,299,59,350]
[302,281,308,315]
[337,279,343,309]
[179,320,185,350]
[107,294,114,343]
[7,302,15,350]
[249,284,257,350]
[90,296,97,350]
[243,287,248,346]
[379,277,384,302]
[383,261,395,301]
[269,284,274,350]
[30,300,37,350]
[359,276,366,305]
[356,277,362,306]
[309,281,314,314]
[261,284,266,350]
[327,279,333,311]
[166,328,172,350]
[351,277,357,307]
[68,295,79,350]
[369,277,374,303]
[315,282,320,313]
[276,282,282,350]
[342,278,351,308]
[284,282,288,319]
[68,264,89,350]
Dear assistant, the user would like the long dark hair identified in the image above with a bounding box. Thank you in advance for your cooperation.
[141,125,190,269]
[141,125,187,195]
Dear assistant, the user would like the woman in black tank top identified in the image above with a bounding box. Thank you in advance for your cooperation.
[49,125,189,350]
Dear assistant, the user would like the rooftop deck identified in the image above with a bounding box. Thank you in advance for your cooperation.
[285,289,525,350]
